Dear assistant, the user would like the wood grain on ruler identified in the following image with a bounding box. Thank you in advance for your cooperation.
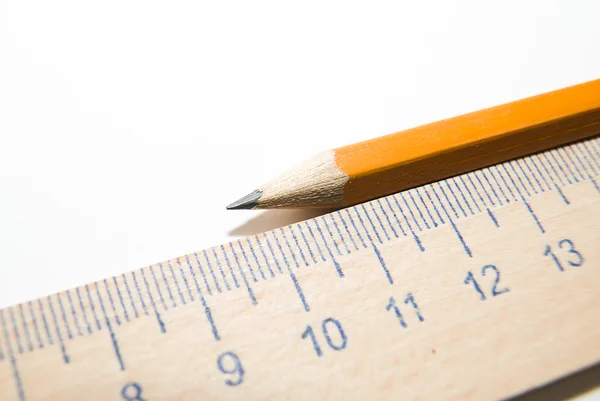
[1,138,600,400]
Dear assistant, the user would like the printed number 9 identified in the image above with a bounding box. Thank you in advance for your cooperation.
[217,351,244,386]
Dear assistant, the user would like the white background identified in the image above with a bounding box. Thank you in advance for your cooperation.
[1,0,600,398]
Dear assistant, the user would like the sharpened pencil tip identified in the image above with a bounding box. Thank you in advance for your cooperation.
[226,190,263,210]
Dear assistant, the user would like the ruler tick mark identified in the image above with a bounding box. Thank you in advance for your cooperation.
[155,263,174,308]
[182,256,221,339]
[56,293,73,340]
[193,252,214,295]
[236,240,259,281]
[94,282,125,370]
[169,259,190,303]
[140,269,166,333]
[26,301,44,349]
[286,226,311,266]
[245,238,269,279]
[0,309,26,401]
[253,237,276,277]
[103,280,121,325]
[130,271,149,316]
[122,273,141,318]
[227,243,257,305]
[112,277,130,322]
[344,209,368,247]
[431,186,472,257]
[65,290,83,336]
[17,304,34,352]
[335,211,360,251]
[373,245,393,285]
[8,307,24,354]
[46,296,70,363]
[376,199,399,239]
[392,193,424,252]
[176,259,195,302]
[311,220,344,277]
[213,249,237,290]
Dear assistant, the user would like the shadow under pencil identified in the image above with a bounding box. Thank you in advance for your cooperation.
[228,208,337,237]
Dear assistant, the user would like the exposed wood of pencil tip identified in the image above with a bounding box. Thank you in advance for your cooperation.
[227,78,600,210]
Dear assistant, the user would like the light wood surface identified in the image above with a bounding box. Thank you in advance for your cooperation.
[1,138,600,400]
[230,78,600,209]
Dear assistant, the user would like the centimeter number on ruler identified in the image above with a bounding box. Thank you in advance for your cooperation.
[1,137,600,400]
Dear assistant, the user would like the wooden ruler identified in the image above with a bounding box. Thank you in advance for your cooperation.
[1,138,600,401]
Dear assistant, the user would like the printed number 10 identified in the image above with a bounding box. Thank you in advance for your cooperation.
[302,317,347,357]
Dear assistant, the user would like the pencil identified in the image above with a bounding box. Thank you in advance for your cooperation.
[227,79,600,210]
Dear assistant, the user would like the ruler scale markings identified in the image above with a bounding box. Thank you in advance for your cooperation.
[356,205,383,245]
[589,137,600,160]
[129,271,149,316]
[202,249,226,291]
[26,301,44,349]
[278,229,301,269]
[456,175,482,213]
[528,155,553,190]
[559,147,584,181]
[139,269,166,333]
[64,289,83,336]
[528,154,553,191]
[182,256,221,340]
[485,167,512,203]
[310,219,344,277]
[375,199,399,239]
[55,293,73,340]
[320,216,345,255]
[548,150,573,184]
[102,279,121,325]
[386,197,425,251]
[219,246,247,296]
[463,173,498,226]
[120,273,140,319]
[474,169,501,206]
[212,248,239,290]
[514,159,540,194]
[451,177,476,216]
[328,214,352,254]
[383,197,410,237]
[0,310,25,401]
[407,190,432,229]
[16,304,34,352]
[262,234,284,275]
[572,143,596,176]
[168,258,190,303]
[286,226,311,265]
[499,164,546,234]
[45,296,70,363]
[366,202,391,241]
[226,244,257,305]
[37,299,54,345]
[235,240,260,281]
[154,263,175,308]
[372,244,394,285]
[264,232,310,311]
[540,152,566,186]
[492,165,520,200]
[8,307,24,354]
[429,185,472,257]
[343,209,368,248]
[175,259,195,302]
[2,137,600,400]
[74,287,93,334]
[192,252,214,294]
[568,144,593,180]
[293,224,319,264]
[414,187,440,227]
[400,192,425,231]
[444,180,468,217]
[253,236,277,277]
[94,282,125,371]
[112,276,130,323]
[507,161,532,197]
[84,284,102,331]
[244,237,270,279]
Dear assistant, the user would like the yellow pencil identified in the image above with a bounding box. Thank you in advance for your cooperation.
[227,79,600,210]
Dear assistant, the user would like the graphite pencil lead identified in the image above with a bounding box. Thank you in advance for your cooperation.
[226,190,263,210]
